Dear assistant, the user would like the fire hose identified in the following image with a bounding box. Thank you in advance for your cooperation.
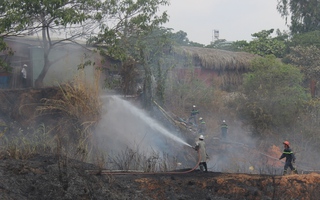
[86,146,201,175]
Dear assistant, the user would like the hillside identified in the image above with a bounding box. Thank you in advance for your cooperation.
[0,88,320,200]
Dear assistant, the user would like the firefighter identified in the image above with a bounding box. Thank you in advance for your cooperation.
[194,135,209,172]
[221,120,228,141]
[198,117,206,134]
[279,141,298,175]
[188,105,199,126]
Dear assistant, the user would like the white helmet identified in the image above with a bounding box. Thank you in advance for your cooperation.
[223,120,226,123]
[199,135,204,140]
[193,105,196,108]
[23,64,27,67]
[199,117,203,121]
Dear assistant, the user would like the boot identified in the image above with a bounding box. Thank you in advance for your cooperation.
[293,169,298,174]
[203,162,208,172]
[283,170,287,175]
[199,164,204,172]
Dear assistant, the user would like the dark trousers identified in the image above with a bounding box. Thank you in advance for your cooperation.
[200,162,207,172]
[188,115,197,125]
[221,129,227,140]
[22,78,27,88]
[284,161,295,171]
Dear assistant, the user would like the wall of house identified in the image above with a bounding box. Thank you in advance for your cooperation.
[3,38,97,89]
[40,46,95,86]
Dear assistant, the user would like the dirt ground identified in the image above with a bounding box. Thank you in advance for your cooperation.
[0,88,320,200]
[0,154,320,200]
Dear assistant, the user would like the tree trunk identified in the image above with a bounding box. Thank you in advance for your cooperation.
[310,79,316,98]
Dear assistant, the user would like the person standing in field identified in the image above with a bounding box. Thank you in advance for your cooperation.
[188,105,199,126]
[194,135,209,172]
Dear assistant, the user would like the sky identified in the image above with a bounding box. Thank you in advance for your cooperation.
[161,0,290,45]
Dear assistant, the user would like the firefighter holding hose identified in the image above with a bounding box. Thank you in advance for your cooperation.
[194,135,209,172]
[279,140,298,175]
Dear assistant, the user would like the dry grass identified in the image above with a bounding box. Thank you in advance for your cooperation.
[106,146,179,172]
[173,46,257,70]
[51,70,101,161]
[0,123,54,159]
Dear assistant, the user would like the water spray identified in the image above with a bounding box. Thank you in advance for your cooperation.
[100,95,193,148]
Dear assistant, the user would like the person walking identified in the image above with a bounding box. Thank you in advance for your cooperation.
[194,135,209,172]
[221,120,228,141]
[279,141,298,175]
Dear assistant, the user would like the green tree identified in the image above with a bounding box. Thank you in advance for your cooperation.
[169,30,189,46]
[238,55,308,135]
[285,45,320,98]
[89,0,170,109]
[277,0,320,34]
[243,29,287,57]
[290,30,320,48]
[0,0,27,71]
[228,40,249,52]
[0,0,101,87]
[206,39,234,51]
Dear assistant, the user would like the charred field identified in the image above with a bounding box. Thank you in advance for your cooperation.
[0,87,320,200]
[1,154,320,200]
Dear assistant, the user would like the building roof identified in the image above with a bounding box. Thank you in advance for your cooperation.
[173,46,257,71]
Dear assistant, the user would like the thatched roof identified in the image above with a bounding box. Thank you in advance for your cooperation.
[173,46,257,70]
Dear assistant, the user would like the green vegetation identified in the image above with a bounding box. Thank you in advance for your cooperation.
[2,0,320,174]
[237,56,309,134]
[277,0,320,34]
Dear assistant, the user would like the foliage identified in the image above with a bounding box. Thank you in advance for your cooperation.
[238,55,309,135]
[206,39,235,51]
[0,123,54,160]
[165,68,216,119]
[0,0,101,86]
[0,38,13,72]
[242,29,287,57]
[284,45,320,98]
[168,30,204,47]
[277,0,320,34]
[89,0,171,109]
[289,30,320,48]
[209,29,288,57]
[285,45,320,80]
[169,30,189,46]
[231,40,250,51]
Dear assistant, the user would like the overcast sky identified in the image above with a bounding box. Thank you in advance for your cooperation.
[161,0,290,45]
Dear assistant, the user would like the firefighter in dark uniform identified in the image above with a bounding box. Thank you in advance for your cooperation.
[198,117,206,134]
[279,141,298,175]
[188,105,199,126]
[220,120,228,141]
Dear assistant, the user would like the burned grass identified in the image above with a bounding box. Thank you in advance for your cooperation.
[1,153,320,200]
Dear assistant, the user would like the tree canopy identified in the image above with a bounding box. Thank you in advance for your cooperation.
[277,0,320,34]
[238,55,308,135]
[88,0,170,108]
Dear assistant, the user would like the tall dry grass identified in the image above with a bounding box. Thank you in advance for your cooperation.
[35,69,102,161]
